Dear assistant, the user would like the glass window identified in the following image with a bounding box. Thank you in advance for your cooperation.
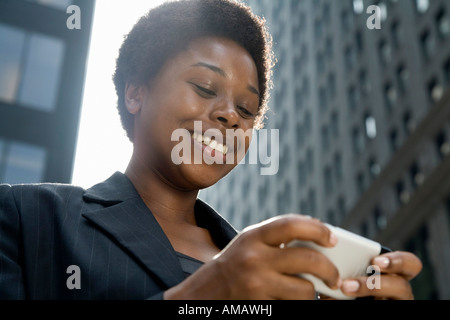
[353,0,364,14]
[18,33,65,111]
[2,142,47,184]
[365,115,377,139]
[420,29,435,60]
[0,23,26,102]
[324,166,333,195]
[352,127,365,154]
[436,8,450,39]
[416,0,430,14]
[389,129,399,153]
[427,78,444,104]
[396,64,409,95]
[379,40,392,65]
[334,153,343,181]
[26,0,72,11]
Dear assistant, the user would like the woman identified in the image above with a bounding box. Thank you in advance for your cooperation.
[0,0,421,300]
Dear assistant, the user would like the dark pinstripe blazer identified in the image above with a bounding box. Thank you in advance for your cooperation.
[0,172,237,299]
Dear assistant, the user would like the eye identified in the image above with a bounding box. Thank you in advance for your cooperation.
[237,105,254,118]
[189,82,216,98]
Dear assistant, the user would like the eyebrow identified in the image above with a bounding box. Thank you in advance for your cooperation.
[191,62,260,97]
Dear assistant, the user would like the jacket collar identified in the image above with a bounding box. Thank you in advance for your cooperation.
[81,171,237,289]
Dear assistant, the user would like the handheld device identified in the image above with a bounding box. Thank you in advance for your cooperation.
[287,223,391,300]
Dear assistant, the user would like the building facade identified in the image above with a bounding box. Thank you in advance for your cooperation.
[0,0,95,184]
[199,0,450,299]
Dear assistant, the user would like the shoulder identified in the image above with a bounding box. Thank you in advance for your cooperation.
[0,182,86,210]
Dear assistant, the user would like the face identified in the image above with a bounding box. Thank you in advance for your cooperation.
[126,37,260,190]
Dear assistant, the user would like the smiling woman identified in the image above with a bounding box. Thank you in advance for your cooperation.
[0,0,422,300]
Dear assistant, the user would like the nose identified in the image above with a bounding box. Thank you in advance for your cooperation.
[211,99,240,129]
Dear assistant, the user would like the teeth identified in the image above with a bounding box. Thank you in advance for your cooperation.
[192,132,228,155]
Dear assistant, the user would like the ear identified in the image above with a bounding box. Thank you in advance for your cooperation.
[125,83,144,115]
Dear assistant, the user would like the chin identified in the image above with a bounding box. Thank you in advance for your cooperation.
[181,164,235,190]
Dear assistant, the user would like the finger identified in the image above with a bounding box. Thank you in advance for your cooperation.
[341,274,414,300]
[268,272,317,300]
[372,251,423,281]
[249,214,337,248]
[270,246,341,290]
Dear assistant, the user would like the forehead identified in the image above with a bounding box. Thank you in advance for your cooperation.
[172,37,259,84]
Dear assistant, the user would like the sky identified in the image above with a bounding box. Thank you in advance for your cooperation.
[71,0,165,188]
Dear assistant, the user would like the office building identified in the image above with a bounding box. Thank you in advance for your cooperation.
[0,0,95,184]
[199,0,450,299]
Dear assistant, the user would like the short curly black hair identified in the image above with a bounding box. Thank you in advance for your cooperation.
[113,0,275,142]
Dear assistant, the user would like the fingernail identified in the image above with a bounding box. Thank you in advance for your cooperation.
[342,280,360,293]
[329,232,338,246]
[374,256,390,268]
[335,278,342,290]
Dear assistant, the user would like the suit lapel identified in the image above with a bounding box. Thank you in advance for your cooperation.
[81,172,185,289]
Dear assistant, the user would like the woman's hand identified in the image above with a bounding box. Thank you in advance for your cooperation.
[164,214,341,300]
[340,251,423,300]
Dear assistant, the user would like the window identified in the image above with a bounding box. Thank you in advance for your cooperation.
[324,166,333,195]
[19,33,65,111]
[319,86,328,111]
[1,141,47,184]
[306,149,314,175]
[26,0,72,10]
[369,157,381,179]
[348,86,360,111]
[396,64,409,95]
[379,40,392,66]
[365,114,377,139]
[377,1,388,22]
[359,70,372,95]
[416,0,430,14]
[435,131,450,159]
[391,20,402,48]
[436,8,450,39]
[328,72,336,99]
[353,0,364,14]
[352,127,365,155]
[344,45,356,70]
[0,23,26,102]
[444,58,450,84]
[427,78,444,104]
[384,83,397,111]
[317,52,325,75]
[389,129,399,153]
[403,111,416,135]
[356,172,365,195]
[0,23,65,111]
[374,206,387,231]
[334,153,343,181]
[420,29,435,61]
[298,160,307,187]
[327,209,336,226]
[355,30,364,54]
[308,189,316,215]
[321,125,330,151]
[331,111,339,137]
[296,122,305,147]
[395,180,410,205]
[409,162,424,189]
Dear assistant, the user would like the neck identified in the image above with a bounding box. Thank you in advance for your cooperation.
[125,155,199,226]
